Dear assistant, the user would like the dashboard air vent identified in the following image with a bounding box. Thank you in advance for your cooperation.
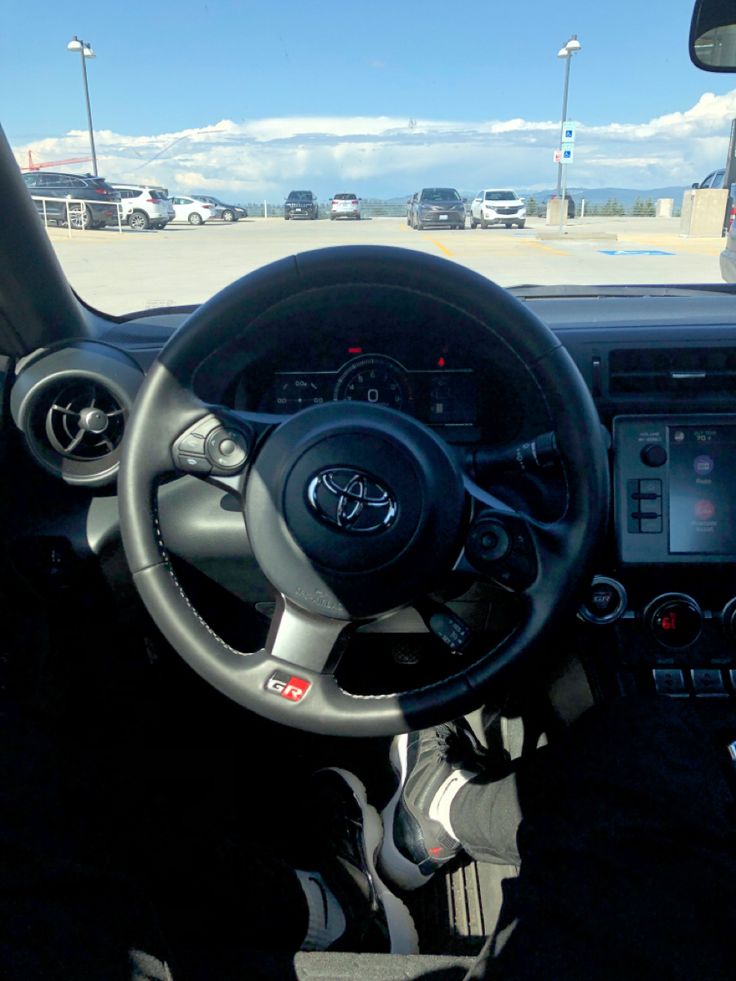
[45,381,126,460]
[609,348,736,396]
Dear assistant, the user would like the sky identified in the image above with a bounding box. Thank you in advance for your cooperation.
[3,0,736,199]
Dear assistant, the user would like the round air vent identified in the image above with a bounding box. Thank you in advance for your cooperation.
[10,342,144,486]
[46,380,127,460]
[45,380,126,460]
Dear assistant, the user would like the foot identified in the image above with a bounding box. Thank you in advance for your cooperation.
[310,767,418,954]
[379,720,485,891]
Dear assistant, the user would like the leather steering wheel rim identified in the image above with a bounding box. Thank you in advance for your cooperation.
[119,245,608,736]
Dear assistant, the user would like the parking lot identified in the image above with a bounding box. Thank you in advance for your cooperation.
[46,215,727,315]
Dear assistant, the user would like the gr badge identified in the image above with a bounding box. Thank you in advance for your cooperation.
[266,671,311,702]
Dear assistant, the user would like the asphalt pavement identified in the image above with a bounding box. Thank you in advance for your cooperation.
[45,215,726,315]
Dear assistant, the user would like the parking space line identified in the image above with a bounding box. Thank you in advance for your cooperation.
[427,237,454,257]
[523,240,569,257]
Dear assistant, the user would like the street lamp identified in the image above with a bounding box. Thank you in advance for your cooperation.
[67,35,98,176]
[555,34,581,223]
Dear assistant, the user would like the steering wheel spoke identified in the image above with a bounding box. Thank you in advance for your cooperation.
[265,595,351,674]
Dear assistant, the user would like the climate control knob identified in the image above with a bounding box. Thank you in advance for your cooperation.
[644,593,703,649]
[721,598,736,640]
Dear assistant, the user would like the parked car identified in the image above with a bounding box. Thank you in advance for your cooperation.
[542,193,576,219]
[330,193,361,220]
[284,190,319,220]
[112,184,175,230]
[191,195,248,222]
[408,187,465,229]
[21,170,120,229]
[469,189,526,229]
[695,168,726,189]
[170,195,218,225]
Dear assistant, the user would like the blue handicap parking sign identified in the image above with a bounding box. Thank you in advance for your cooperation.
[562,149,572,159]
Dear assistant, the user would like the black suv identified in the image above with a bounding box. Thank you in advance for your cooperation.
[191,194,248,222]
[21,171,120,229]
[284,190,318,220]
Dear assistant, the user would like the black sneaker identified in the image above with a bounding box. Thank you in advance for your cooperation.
[378,721,485,891]
[310,767,418,954]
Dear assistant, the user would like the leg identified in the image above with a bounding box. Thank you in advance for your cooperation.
[465,698,736,979]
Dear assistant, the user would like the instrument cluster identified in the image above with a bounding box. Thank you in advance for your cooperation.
[256,352,477,428]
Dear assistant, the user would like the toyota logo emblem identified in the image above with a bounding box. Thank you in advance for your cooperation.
[307,468,398,533]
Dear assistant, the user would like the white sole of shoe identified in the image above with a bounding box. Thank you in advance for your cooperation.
[331,767,419,954]
[377,736,436,892]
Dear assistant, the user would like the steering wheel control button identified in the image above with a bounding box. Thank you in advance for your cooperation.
[466,517,536,589]
[652,668,687,697]
[176,453,212,474]
[467,519,510,564]
[640,443,667,468]
[645,593,703,649]
[691,669,727,698]
[205,427,249,472]
[578,576,627,624]
[179,433,206,455]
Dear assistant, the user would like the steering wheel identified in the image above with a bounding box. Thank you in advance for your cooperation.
[119,246,608,736]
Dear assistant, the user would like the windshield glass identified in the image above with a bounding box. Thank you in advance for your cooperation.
[5,0,736,314]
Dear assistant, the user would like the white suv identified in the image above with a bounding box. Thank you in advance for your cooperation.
[112,184,175,230]
[470,189,526,229]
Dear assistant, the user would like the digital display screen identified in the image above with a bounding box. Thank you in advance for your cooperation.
[668,425,736,554]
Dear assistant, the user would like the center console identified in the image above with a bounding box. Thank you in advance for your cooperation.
[577,414,736,700]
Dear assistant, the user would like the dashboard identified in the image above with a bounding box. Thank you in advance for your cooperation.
[10,290,736,704]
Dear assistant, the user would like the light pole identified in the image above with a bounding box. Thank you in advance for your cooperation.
[555,35,581,224]
[67,35,98,176]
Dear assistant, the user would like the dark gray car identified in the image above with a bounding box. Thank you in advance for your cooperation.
[408,187,465,230]
[21,171,119,228]
[191,194,248,222]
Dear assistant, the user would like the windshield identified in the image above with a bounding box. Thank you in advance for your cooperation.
[421,189,462,202]
[5,0,736,314]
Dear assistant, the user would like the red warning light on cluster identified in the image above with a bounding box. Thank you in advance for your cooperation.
[348,346,363,355]
[437,356,446,367]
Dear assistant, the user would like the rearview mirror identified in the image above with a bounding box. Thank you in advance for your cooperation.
[690,0,736,71]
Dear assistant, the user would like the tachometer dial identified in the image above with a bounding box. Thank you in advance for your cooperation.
[334,356,413,413]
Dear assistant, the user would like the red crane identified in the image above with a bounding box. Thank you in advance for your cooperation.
[21,150,93,172]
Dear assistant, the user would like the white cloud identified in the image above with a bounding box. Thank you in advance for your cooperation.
[12,90,736,198]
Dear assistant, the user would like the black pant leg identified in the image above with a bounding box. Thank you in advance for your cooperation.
[455,697,736,980]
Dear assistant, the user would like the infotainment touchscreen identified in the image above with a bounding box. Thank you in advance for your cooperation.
[668,425,736,555]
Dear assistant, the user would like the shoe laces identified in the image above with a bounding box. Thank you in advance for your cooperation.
[432,722,483,769]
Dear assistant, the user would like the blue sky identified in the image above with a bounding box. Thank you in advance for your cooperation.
[3,0,736,197]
